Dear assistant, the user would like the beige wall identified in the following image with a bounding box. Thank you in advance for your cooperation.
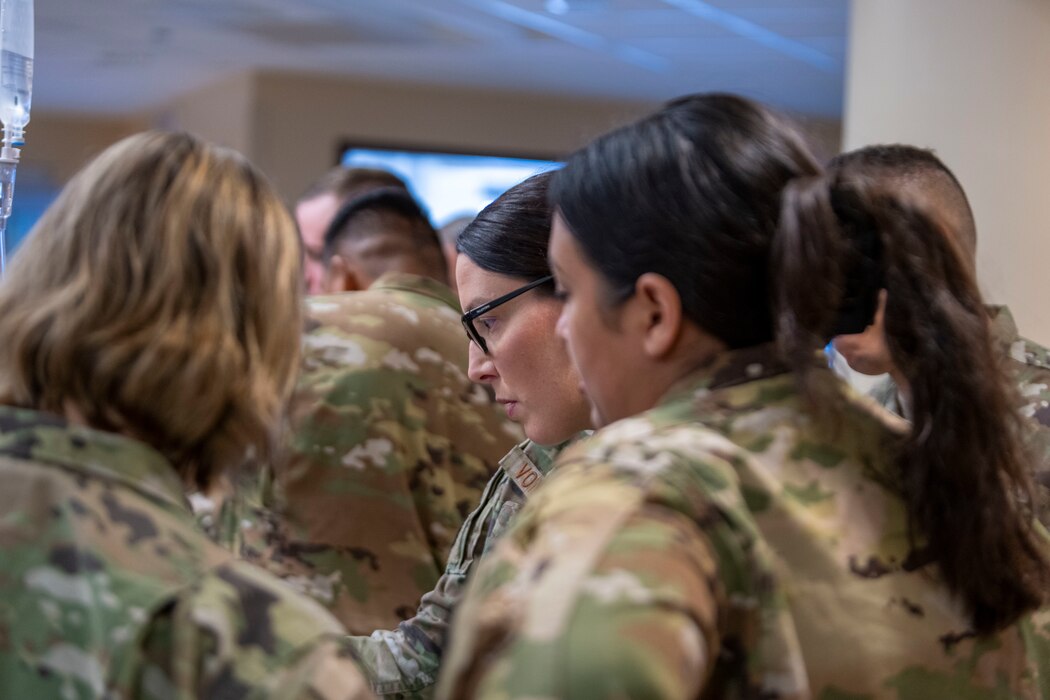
[32,72,656,204]
[155,71,257,157]
[23,72,257,197]
[247,72,840,202]
[845,0,1050,343]
[248,71,656,202]
[19,112,147,186]
[29,71,842,211]
[24,72,255,198]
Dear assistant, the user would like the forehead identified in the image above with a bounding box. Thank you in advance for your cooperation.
[549,214,585,274]
[455,255,528,310]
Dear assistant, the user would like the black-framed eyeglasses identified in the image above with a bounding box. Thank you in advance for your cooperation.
[461,275,554,354]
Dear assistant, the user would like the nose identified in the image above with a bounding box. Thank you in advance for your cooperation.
[467,340,498,384]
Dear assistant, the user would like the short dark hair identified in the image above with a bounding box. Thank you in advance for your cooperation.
[322,187,439,260]
[456,171,556,289]
[298,166,408,205]
[828,143,956,181]
[829,144,976,257]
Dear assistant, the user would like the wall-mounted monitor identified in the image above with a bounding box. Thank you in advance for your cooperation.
[339,142,561,227]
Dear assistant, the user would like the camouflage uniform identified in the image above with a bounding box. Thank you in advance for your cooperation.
[192,462,271,554]
[235,272,521,634]
[867,305,1050,526]
[348,437,575,698]
[438,345,1050,699]
[0,405,374,699]
[991,306,1050,425]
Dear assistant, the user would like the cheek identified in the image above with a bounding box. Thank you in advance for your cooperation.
[499,311,551,384]
[562,314,606,400]
[559,304,588,359]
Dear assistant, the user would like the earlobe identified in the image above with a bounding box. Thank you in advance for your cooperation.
[635,273,682,359]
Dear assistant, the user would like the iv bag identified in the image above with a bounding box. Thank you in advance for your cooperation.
[0,0,33,143]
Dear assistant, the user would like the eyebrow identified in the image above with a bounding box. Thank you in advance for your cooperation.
[462,290,509,311]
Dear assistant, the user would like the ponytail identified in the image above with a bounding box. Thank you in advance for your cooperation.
[774,173,1049,634]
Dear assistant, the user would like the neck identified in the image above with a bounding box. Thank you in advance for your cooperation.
[650,329,729,405]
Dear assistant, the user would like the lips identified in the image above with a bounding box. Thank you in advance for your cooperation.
[497,398,519,419]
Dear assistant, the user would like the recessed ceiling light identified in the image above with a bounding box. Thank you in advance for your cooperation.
[545,0,570,16]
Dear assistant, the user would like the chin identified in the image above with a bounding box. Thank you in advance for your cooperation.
[524,419,574,448]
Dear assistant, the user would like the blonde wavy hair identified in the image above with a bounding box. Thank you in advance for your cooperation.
[0,131,303,490]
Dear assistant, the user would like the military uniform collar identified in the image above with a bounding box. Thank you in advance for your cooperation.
[509,432,590,475]
[372,272,461,311]
[500,432,590,496]
[0,405,190,513]
[660,343,790,406]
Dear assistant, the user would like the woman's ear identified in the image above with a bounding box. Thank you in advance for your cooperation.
[632,272,683,359]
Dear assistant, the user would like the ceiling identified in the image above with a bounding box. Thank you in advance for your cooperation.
[32,0,849,118]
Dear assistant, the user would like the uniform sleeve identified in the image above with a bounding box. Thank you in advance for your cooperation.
[346,570,465,698]
[346,468,513,698]
[132,561,375,700]
[561,504,723,699]
[459,503,725,700]
[434,440,747,696]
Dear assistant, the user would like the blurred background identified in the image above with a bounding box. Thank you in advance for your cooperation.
[14,0,1050,342]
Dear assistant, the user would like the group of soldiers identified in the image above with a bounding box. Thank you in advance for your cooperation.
[2,91,1050,700]
[192,165,526,639]
[217,134,1050,696]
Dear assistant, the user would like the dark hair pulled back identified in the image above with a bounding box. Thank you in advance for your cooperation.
[456,171,556,287]
[776,171,1049,634]
[553,91,1048,634]
[550,93,820,347]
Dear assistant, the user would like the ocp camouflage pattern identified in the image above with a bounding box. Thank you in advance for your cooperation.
[0,405,375,699]
[990,306,1050,520]
[223,272,521,634]
[349,437,575,698]
[438,344,1050,699]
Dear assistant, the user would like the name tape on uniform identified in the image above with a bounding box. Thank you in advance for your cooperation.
[502,446,545,496]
